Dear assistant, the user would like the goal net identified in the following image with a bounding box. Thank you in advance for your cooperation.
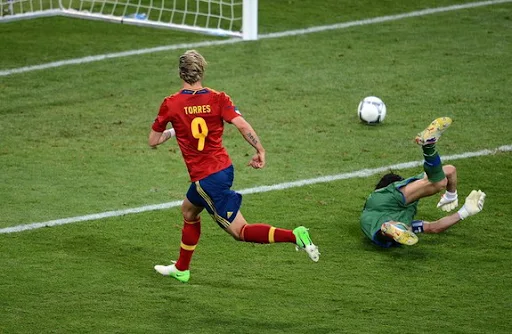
[0,0,258,39]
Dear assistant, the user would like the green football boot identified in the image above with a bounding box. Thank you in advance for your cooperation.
[154,262,190,283]
[293,226,320,262]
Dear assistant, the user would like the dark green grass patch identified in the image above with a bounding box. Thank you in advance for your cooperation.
[0,157,511,334]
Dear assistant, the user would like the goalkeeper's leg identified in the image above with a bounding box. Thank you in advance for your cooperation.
[415,117,453,183]
[401,118,456,204]
[416,118,459,211]
[437,165,459,212]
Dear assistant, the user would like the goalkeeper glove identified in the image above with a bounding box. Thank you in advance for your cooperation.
[457,190,486,220]
[437,191,458,212]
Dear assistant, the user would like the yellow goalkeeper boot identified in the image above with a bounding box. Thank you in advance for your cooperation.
[381,222,418,246]
[415,117,452,145]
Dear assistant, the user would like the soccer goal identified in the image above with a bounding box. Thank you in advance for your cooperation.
[0,0,258,40]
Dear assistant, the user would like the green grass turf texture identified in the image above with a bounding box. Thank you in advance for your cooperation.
[1,0,512,333]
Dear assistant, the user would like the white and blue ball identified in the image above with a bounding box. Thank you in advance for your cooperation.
[358,96,387,125]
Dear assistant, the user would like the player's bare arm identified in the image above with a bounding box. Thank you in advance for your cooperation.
[417,189,486,234]
[421,213,461,234]
[231,116,266,169]
[148,128,175,148]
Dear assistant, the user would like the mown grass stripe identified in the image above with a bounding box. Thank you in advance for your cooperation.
[1,145,510,234]
[1,0,510,77]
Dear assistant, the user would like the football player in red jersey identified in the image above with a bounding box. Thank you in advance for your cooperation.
[149,50,319,283]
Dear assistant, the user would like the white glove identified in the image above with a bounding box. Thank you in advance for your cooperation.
[457,190,486,220]
[437,193,458,212]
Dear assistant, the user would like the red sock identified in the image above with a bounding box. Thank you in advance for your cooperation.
[175,218,201,271]
[240,223,296,244]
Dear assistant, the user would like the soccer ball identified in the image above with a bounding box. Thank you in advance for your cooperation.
[358,96,387,125]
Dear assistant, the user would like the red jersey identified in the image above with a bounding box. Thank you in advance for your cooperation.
[152,88,241,182]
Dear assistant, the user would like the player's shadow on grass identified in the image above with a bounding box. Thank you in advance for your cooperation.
[359,236,431,260]
[346,221,429,259]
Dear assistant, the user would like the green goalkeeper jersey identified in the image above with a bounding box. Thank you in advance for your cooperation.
[360,173,424,240]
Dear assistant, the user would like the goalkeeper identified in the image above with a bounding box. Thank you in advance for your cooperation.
[360,117,486,247]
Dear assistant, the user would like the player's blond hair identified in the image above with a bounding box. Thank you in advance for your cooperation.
[179,50,207,84]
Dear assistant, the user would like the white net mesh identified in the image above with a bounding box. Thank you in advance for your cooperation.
[61,0,243,32]
[1,0,58,16]
[1,0,252,38]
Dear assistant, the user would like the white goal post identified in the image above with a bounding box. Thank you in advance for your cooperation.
[0,0,258,40]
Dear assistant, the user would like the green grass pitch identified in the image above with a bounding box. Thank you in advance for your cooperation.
[1,0,511,333]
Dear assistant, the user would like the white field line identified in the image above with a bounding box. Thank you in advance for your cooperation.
[1,0,511,77]
[1,145,511,234]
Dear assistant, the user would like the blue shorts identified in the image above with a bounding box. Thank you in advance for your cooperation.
[186,165,242,229]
